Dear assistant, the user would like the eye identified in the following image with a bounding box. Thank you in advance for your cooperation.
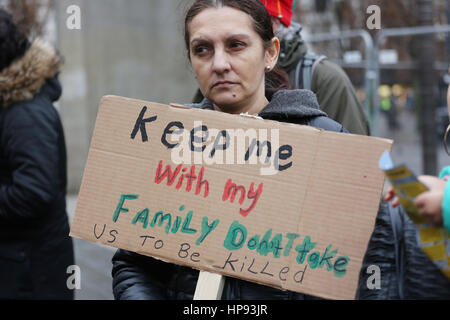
[229,41,245,50]
[192,44,211,57]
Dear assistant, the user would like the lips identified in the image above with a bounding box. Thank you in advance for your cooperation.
[212,81,237,89]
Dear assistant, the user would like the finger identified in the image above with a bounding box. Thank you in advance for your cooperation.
[418,176,446,190]
[415,191,434,208]
[415,195,424,208]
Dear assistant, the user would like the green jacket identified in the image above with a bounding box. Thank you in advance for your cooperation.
[310,59,370,136]
[278,24,370,136]
[439,167,450,233]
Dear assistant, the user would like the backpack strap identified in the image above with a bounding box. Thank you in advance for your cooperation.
[388,204,405,299]
[311,55,327,80]
[294,52,327,91]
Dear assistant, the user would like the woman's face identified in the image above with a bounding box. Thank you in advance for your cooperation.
[188,7,278,113]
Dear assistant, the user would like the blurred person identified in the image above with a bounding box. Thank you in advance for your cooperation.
[112,0,350,300]
[379,85,399,131]
[0,8,74,299]
[404,88,416,111]
[264,0,370,135]
[191,0,370,136]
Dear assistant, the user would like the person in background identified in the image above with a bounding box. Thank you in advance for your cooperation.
[192,0,371,135]
[0,8,74,299]
[263,0,370,135]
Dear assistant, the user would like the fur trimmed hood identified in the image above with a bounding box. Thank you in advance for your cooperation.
[0,39,62,108]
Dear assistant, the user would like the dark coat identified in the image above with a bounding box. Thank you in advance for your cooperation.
[357,202,450,299]
[111,89,347,300]
[0,40,74,299]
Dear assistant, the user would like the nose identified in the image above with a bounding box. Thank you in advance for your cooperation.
[211,48,231,74]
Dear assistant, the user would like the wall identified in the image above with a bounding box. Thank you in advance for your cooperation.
[55,0,197,193]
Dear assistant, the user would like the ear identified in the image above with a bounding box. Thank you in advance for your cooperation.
[265,37,280,71]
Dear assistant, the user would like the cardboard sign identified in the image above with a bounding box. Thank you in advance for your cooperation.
[70,95,392,300]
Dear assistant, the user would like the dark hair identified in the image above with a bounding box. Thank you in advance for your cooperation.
[184,0,290,100]
[0,8,29,72]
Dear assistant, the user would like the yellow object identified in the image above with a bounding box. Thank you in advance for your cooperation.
[419,227,444,243]
[392,84,403,97]
[442,269,450,279]
[422,243,447,261]
[378,85,391,99]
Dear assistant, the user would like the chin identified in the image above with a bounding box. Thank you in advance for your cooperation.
[209,93,242,111]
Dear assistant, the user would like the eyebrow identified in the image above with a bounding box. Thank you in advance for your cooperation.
[190,34,251,46]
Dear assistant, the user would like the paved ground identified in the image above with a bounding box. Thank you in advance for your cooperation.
[65,109,449,300]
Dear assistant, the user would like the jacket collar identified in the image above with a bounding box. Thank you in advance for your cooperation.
[0,39,62,108]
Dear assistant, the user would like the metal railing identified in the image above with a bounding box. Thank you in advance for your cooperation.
[304,25,450,137]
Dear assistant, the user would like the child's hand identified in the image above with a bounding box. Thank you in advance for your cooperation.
[418,175,447,190]
[415,176,447,227]
[415,190,444,227]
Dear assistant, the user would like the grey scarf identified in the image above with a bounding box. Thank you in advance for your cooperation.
[188,89,326,121]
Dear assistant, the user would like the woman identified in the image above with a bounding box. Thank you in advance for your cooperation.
[112,0,346,300]
[0,9,74,299]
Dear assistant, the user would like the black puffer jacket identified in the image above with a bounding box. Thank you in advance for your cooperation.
[357,202,450,299]
[0,40,74,299]
[112,89,347,300]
